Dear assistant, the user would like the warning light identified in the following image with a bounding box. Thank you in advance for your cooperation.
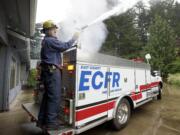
[64,107,70,114]
[67,65,74,71]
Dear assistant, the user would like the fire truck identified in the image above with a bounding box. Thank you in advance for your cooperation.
[22,47,163,135]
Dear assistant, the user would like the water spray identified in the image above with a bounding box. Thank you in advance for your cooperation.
[74,1,139,49]
[80,4,122,31]
[75,4,123,49]
[62,0,141,51]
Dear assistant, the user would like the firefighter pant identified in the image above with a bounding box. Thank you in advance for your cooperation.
[38,67,61,125]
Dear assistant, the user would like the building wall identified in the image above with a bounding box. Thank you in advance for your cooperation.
[0,46,11,111]
[0,46,6,110]
[8,49,22,104]
[0,2,8,111]
[0,5,28,110]
[20,64,28,85]
[0,3,9,110]
[0,45,27,110]
[0,3,8,44]
[0,0,34,111]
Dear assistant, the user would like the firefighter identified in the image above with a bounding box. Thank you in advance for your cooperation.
[38,20,79,130]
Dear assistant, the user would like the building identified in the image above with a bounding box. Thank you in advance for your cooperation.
[0,0,37,111]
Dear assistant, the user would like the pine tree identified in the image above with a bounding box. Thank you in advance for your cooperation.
[145,15,176,79]
[101,10,142,59]
[135,1,150,46]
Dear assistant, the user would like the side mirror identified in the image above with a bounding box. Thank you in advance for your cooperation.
[152,71,161,77]
[145,54,151,64]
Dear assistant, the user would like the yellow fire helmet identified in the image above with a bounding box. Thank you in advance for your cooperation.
[42,20,58,30]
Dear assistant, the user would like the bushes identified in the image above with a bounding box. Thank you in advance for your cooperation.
[168,58,180,74]
[168,73,180,87]
[168,59,180,87]
[27,69,37,88]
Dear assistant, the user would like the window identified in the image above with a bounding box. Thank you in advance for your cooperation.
[10,58,17,89]
[16,63,20,85]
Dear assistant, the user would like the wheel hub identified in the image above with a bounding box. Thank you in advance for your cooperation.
[117,103,129,124]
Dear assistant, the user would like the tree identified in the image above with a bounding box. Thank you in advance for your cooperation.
[145,15,176,79]
[135,1,150,46]
[30,23,43,59]
[101,9,143,59]
[172,2,180,38]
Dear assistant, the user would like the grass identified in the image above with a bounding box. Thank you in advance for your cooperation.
[168,73,180,87]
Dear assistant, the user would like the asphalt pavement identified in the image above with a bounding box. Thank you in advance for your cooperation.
[0,85,180,135]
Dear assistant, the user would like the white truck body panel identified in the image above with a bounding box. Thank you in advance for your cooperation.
[72,49,162,127]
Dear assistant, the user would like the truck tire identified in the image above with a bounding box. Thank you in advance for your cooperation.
[112,98,131,130]
[157,85,162,100]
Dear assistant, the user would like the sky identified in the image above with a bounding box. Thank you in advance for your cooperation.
[36,0,180,23]
[36,0,71,23]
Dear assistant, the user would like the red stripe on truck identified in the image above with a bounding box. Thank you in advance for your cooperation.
[76,100,116,122]
[76,82,160,121]
[140,84,152,91]
[150,82,160,87]
[131,81,160,101]
[131,93,142,101]
[140,81,160,91]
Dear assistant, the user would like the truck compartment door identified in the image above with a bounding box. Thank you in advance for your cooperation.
[135,68,146,102]
[75,64,109,126]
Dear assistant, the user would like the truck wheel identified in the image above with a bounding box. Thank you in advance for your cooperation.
[157,85,162,100]
[112,98,131,130]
